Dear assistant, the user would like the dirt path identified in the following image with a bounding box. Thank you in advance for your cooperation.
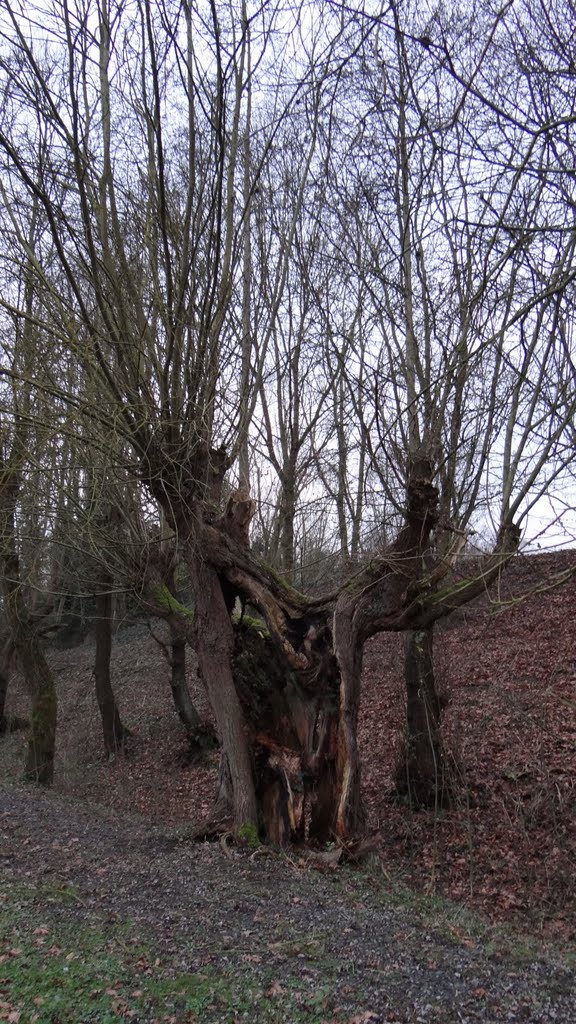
[1,783,575,1023]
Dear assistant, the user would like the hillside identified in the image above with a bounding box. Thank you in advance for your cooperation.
[361,550,576,939]
[1,550,575,941]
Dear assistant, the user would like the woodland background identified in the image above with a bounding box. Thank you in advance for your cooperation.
[0,0,575,869]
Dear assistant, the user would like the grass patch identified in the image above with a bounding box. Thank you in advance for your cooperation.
[0,883,337,1023]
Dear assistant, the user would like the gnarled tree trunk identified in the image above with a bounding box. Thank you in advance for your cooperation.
[232,618,341,844]
[148,455,519,846]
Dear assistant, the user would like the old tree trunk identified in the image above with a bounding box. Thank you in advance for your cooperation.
[145,453,519,846]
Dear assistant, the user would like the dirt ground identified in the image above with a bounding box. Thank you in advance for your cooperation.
[1,783,576,1023]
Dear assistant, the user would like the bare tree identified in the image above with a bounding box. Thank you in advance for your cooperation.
[0,0,574,841]
[0,228,58,782]
[295,1,576,805]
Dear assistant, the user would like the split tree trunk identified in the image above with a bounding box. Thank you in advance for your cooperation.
[94,583,130,755]
[192,458,442,843]
[154,457,517,845]
[232,619,341,844]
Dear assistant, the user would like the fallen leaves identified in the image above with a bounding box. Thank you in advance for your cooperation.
[2,550,576,946]
[360,551,576,934]
[267,980,285,997]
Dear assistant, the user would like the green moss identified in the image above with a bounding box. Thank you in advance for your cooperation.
[235,612,269,637]
[252,554,306,604]
[151,584,194,620]
[238,821,260,848]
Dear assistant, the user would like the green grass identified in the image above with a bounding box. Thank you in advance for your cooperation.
[0,883,337,1023]
[3,866,573,1023]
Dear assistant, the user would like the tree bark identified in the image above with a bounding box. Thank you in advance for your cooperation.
[396,626,448,807]
[0,637,11,728]
[168,621,201,733]
[94,584,130,755]
[188,553,258,829]
[20,641,58,784]
[0,477,57,784]
[3,611,56,784]
[0,638,18,734]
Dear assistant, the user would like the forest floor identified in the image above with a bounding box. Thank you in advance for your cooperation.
[1,550,576,1021]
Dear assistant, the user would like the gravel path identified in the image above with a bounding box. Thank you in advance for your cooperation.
[1,784,575,1022]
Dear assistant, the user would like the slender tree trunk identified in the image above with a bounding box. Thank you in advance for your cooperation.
[167,620,217,759]
[0,482,57,784]
[334,378,350,561]
[279,476,296,580]
[94,583,130,755]
[350,427,367,559]
[0,638,14,733]
[238,25,253,497]
[168,621,201,733]
[396,626,448,807]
